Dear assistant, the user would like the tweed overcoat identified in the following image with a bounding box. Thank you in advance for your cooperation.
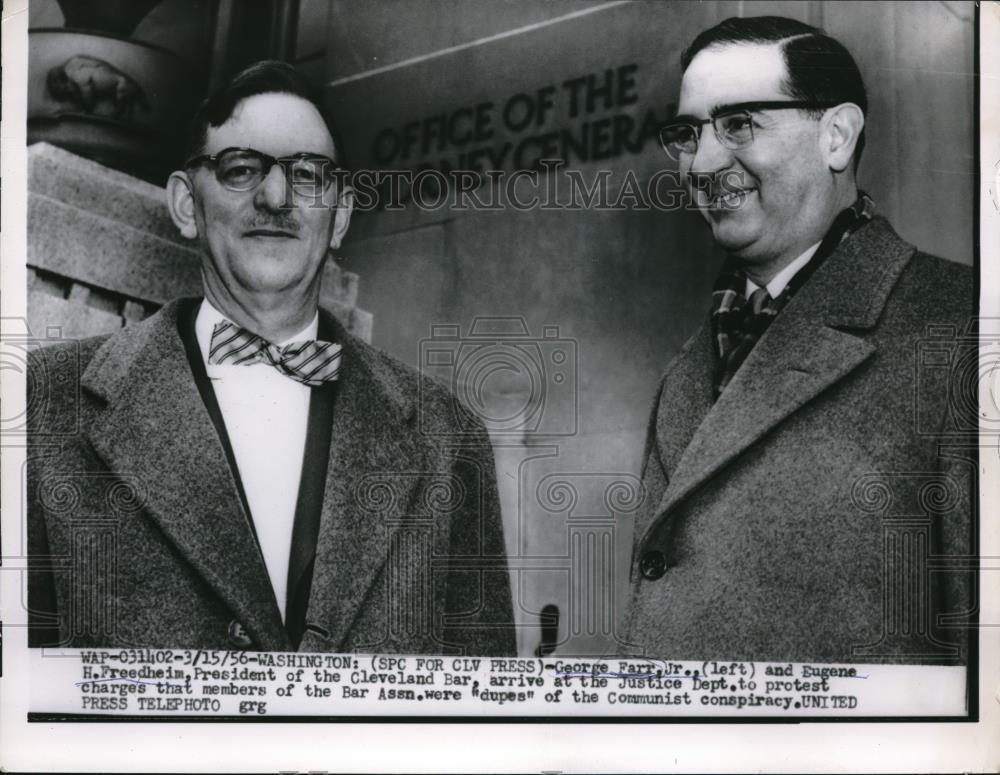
[27,299,516,655]
[624,217,974,664]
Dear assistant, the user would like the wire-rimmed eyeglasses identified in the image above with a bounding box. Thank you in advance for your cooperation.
[658,100,840,161]
[184,147,340,194]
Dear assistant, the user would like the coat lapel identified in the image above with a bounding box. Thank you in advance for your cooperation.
[652,322,716,481]
[642,217,916,542]
[654,321,876,522]
[82,300,291,650]
[300,312,429,651]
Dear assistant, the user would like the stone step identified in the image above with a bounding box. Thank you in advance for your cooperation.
[29,142,184,245]
[28,288,125,342]
[31,190,361,307]
[28,191,203,303]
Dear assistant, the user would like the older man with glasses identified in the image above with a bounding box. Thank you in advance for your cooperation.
[624,17,973,665]
[27,61,516,656]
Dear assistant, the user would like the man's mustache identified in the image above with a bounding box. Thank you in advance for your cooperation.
[242,214,301,233]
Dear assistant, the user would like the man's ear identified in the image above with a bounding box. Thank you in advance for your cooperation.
[822,103,865,173]
[329,185,354,251]
[166,171,199,240]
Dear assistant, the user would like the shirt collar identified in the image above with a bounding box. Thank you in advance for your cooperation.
[745,240,822,299]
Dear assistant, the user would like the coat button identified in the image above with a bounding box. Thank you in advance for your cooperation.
[639,550,668,580]
[227,620,253,649]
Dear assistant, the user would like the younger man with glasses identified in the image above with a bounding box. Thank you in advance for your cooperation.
[625,17,973,664]
[27,61,516,655]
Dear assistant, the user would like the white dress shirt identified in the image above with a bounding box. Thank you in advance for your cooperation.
[745,241,822,299]
[195,299,318,622]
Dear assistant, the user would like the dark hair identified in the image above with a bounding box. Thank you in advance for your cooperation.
[681,16,867,169]
[183,60,344,165]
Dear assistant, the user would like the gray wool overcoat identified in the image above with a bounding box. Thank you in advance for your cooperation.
[27,300,516,655]
[624,217,975,665]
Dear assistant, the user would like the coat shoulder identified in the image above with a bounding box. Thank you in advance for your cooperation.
[891,251,974,324]
[345,333,451,403]
[26,301,189,430]
[27,331,110,371]
[342,333,480,440]
[27,333,111,435]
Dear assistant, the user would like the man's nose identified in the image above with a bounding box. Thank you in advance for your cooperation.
[253,163,292,210]
[686,123,732,178]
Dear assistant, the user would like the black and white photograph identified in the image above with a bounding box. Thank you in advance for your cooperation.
[1,0,996,771]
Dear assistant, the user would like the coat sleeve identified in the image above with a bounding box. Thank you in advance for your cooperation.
[25,345,70,649]
[937,448,974,664]
[929,272,976,665]
[437,425,517,656]
[930,409,976,665]
[27,455,63,648]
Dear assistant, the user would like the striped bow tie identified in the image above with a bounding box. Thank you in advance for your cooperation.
[208,320,342,386]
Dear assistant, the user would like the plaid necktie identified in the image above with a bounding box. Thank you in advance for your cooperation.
[208,320,342,387]
[710,192,875,397]
[711,285,777,395]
